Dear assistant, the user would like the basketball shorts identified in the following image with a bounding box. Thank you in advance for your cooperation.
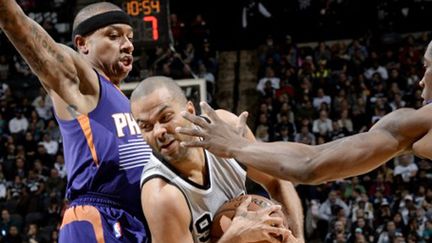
[59,195,147,243]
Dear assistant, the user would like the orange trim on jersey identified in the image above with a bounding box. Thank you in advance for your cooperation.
[60,206,105,243]
[77,115,99,166]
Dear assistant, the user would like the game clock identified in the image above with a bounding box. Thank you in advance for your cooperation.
[121,0,171,48]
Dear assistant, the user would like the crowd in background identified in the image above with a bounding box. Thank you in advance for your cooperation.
[1,1,432,242]
[253,32,432,242]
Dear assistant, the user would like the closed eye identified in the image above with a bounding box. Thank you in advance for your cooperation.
[142,124,153,132]
[160,113,173,123]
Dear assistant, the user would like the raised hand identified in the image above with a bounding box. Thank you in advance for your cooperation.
[176,101,250,158]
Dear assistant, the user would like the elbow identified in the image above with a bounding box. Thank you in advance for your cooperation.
[297,169,325,185]
[280,158,324,185]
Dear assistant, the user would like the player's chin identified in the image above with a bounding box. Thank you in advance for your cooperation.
[114,71,129,83]
[115,64,132,78]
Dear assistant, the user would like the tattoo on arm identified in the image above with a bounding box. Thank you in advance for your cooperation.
[67,104,81,118]
[30,23,65,63]
[0,2,66,75]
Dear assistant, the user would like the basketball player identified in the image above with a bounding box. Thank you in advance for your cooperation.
[130,76,304,243]
[177,41,432,185]
[0,1,150,242]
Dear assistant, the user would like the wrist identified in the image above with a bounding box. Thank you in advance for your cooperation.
[229,137,252,160]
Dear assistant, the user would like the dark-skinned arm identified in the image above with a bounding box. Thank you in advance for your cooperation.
[178,102,431,184]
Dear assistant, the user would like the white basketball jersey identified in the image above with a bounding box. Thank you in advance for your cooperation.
[141,151,247,243]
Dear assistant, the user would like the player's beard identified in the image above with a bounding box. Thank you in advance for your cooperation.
[156,133,188,164]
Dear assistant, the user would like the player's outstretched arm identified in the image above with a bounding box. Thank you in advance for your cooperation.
[0,0,95,113]
[178,102,431,184]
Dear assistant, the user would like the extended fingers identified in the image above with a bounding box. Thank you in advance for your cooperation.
[181,111,209,128]
[176,127,206,138]
[179,140,208,149]
[200,102,220,122]
[238,111,248,127]
[237,111,248,137]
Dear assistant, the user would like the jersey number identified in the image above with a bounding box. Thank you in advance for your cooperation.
[195,213,212,242]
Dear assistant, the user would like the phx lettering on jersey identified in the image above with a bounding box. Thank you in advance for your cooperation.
[112,113,141,137]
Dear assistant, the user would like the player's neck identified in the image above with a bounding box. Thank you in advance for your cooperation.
[94,67,121,86]
[174,148,207,185]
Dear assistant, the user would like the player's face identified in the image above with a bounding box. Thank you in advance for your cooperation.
[420,42,432,105]
[85,24,134,83]
[131,88,196,163]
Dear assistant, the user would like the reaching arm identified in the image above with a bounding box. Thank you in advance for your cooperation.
[178,102,432,184]
[0,0,98,118]
[214,110,304,242]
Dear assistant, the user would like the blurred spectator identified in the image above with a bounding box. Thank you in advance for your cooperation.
[295,125,316,145]
[28,110,45,141]
[313,88,331,110]
[324,220,351,243]
[44,119,61,143]
[394,154,418,184]
[170,13,185,44]
[347,39,368,61]
[45,168,64,198]
[312,110,333,137]
[368,173,392,199]
[39,133,59,156]
[8,109,28,141]
[257,67,280,96]
[24,223,43,243]
[12,54,32,79]
[351,217,374,242]
[190,14,210,45]
[0,80,10,101]
[4,225,22,243]
[32,96,53,121]
[389,92,406,111]
[364,54,388,81]
[315,42,332,62]
[376,220,398,243]
[319,190,350,223]
[53,154,66,179]
[337,109,353,133]
[422,219,432,241]
[343,177,366,200]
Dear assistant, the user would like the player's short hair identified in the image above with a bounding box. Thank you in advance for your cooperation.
[131,76,187,105]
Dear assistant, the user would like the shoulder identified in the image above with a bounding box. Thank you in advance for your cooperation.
[142,178,181,204]
[141,178,190,223]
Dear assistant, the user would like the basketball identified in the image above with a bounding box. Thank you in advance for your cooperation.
[210,194,287,243]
